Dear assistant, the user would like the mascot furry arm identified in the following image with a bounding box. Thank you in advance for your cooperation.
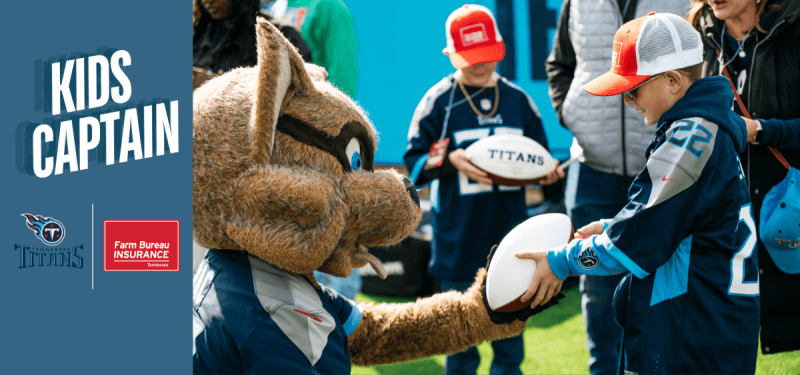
[192,18,547,373]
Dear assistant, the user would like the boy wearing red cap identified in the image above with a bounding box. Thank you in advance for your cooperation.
[404,4,561,374]
[516,12,759,374]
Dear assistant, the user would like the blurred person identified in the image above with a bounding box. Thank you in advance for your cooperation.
[193,0,311,89]
[404,5,562,374]
[521,12,759,374]
[544,1,692,373]
[688,0,800,355]
[263,0,358,98]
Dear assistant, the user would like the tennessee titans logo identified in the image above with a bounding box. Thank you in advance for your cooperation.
[22,214,65,246]
[578,247,599,270]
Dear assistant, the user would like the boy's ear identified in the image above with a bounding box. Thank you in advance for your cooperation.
[664,70,687,94]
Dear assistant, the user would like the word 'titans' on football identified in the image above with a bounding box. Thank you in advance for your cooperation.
[485,149,546,165]
[31,50,179,178]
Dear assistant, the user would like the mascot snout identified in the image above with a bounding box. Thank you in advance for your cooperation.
[318,168,422,279]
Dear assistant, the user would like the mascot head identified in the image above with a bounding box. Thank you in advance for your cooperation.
[192,18,422,279]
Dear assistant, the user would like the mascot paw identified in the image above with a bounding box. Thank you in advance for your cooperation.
[481,282,564,325]
[479,244,565,324]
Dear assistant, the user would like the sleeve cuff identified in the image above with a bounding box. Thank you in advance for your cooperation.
[596,232,649,279]
[758,118,775,145]
[548,243,573,280]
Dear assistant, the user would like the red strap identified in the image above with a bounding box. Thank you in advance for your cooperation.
[720,65,791,170]
[720,66,752,118]
[769,144,792,169]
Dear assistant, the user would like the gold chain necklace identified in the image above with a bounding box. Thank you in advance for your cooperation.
[457,78,499,118]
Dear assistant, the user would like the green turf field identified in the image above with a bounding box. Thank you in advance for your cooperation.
[352,287,800,375]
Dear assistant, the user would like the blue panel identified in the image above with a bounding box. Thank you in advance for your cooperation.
[528,0,558,81]
[650,235,693,306]
[496,0,516,80]
[342,304,363,337]
[431,179,440,213]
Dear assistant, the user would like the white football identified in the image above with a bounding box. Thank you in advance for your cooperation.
[465,134,556,186]
[486,213,574,312]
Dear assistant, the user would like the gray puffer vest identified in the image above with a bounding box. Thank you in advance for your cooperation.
[562,0,692,176]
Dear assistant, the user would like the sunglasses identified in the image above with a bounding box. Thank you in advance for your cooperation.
[624,74,663,102]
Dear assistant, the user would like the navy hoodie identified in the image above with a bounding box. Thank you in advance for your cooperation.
[549,76,759,374]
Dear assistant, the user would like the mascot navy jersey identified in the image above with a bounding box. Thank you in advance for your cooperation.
[404,73,548,281]
[547,77,760,374]
[193,250,362,374]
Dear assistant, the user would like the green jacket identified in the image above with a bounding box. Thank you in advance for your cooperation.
[273,0,359,98]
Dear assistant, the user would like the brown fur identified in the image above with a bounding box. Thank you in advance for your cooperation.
[350,269,526,365]
[193,18,526,365]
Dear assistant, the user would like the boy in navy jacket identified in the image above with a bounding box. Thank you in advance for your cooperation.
[403,5,562,374]
[516,12,759,374]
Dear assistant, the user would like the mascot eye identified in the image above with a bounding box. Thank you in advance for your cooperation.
[346,138,362,171]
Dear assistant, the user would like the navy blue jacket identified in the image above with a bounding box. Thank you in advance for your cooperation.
[404,73,548,281]
[193,250,362,374]
[548,77,759,374]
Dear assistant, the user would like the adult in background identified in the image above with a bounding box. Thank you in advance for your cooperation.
[192,0,312,90]
[263,0,359,99]
[405,5,562,374]
[545,0,692,373]
[688,0,800,355]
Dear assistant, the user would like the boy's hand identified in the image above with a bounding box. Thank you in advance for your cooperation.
[538,160,565,186]
[575,221,605,239]
[448,148,493,185]
[481,245,564,324]
[514,250,564,308]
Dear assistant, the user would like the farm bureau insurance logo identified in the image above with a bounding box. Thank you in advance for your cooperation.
[104,220,180,272]
[16,214,84,269]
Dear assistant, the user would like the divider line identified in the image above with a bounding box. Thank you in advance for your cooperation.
[92,203,94,290]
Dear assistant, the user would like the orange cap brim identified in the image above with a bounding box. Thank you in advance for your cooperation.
[583,71,651,96]
[446,42,505,69]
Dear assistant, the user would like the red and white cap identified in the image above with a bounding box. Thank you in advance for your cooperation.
[583,12,703,96]
[442,4,505,69]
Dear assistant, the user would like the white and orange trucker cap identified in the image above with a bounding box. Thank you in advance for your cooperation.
[583,12,703,96]
[442,4,505,69]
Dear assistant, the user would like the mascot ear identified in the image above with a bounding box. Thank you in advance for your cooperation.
[305,64,328,82]
[250,17,316,165]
